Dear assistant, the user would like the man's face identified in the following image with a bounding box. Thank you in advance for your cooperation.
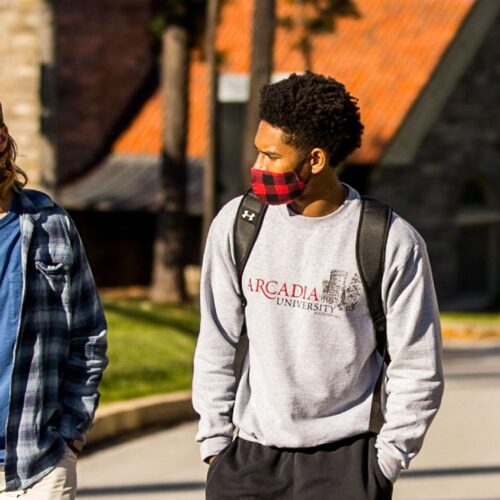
[253,120,308,174]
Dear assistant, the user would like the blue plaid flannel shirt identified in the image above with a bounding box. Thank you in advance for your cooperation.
[3,188,108,491]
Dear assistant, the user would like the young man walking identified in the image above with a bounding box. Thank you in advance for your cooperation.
[192,71,444,499]
[0,103,108,498]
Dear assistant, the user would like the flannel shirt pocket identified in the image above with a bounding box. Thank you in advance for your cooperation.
[35,261,66,275]
[34,260,70,299]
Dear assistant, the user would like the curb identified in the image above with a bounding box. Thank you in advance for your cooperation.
[441,320,500,343]
[86,390,196,446]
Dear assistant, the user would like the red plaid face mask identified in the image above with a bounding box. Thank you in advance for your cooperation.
[250,167,306,205]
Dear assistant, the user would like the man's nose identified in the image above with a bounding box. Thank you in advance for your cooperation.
[252,154,266,171]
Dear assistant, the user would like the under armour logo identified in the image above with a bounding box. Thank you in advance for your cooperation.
[242,210,256,222]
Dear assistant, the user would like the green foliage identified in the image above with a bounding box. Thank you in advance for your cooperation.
[279,0,361,66]
[278,15,294,30]
[99,298,200,403]
[150,0,208,48]
[150,0,229,52]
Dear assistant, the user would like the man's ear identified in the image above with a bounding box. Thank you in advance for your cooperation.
[0,126,9,154]
[310,147,327,175]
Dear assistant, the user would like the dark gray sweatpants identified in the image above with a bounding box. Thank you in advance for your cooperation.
[206,432,393,500]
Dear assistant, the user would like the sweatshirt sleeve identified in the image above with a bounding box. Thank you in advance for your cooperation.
[375,239,445,483]
[191,200,245,462]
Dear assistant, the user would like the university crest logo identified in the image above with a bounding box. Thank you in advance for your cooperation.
[320,270,362,311]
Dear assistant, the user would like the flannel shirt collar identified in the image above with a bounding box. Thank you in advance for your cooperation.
[16,189,54,215]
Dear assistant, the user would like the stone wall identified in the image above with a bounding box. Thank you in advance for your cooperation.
[0,0,42,187]
[370,17,500,309]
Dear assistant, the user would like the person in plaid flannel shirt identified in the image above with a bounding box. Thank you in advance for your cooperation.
[0,102,108,498]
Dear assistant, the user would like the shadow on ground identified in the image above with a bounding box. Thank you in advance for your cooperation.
[78,481,206,496]
[401,465,500,478]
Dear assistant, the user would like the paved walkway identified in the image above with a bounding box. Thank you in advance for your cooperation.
[77,345,500,499]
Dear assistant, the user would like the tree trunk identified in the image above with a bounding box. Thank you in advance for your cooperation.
[150,24,189,303]
[240,0,276,190]
[201,0,220,250]
[295,0,313,70]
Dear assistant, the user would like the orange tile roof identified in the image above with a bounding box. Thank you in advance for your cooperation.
[114,0,475,164]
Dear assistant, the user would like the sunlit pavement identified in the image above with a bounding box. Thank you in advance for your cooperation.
[78,421,206,500]
[77,345,500,500]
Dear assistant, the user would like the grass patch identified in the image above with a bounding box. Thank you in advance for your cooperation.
[99,298,200,403]
[441,312,500,340]
[441,312,500,324]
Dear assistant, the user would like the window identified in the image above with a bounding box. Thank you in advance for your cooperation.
[217,101,246,207]
[455,179,499,306]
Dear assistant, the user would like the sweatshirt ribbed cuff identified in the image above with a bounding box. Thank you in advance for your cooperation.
[376,444,403,484]
[200,436,233,463]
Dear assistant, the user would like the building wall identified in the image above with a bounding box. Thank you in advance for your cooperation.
[0,0,42,186]
[71,210,202,288]
[370,17,500,310]
[55,0,156,183]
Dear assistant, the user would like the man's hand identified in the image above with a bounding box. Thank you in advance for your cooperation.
[207,455,217,465]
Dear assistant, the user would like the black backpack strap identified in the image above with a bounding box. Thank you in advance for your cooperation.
[356,195,393,434]
[233,190,268,387]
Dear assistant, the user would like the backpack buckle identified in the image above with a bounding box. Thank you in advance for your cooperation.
[374,315,386,333]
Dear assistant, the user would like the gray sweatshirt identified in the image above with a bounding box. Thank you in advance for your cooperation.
[192,182,444,483]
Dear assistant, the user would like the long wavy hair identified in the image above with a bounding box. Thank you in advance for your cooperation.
[0,117,28,199]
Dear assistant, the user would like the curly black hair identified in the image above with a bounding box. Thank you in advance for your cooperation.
[259,71,364,168]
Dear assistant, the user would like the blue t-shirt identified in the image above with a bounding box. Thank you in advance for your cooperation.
[0,195,22,464]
